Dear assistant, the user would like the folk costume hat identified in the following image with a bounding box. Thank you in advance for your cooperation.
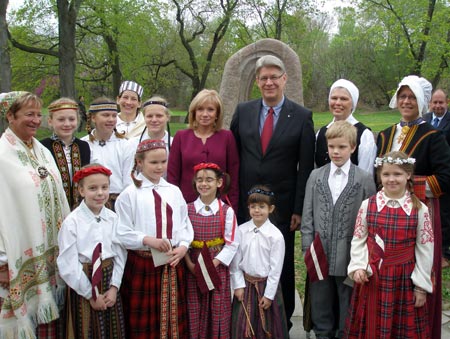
[73,165,112,183]
[389,75,432,116]
[136,139,166,153]
[0,91,27,118]
[119,80,143,99]
[329,79,359,114]
[48,100,78,113]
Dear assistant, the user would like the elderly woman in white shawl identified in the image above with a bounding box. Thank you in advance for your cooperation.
[315,79,377,174]
[0,92,70,338]
[376,75,450,339]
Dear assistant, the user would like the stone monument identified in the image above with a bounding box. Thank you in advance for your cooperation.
[219,38,304,127]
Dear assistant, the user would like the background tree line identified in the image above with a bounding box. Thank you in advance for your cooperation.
[0,0,448,123]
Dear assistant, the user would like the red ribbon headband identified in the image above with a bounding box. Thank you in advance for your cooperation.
[136,139,166,153]
[193,162,221,173]
[73,166,112,183]
[48,102,78,113]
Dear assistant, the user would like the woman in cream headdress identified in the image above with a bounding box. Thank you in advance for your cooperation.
[115,80,146,138]
[0,92,70,338]
[315,79,377,174]
[376,75,450,339]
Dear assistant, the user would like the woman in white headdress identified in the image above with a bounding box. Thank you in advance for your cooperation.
[115,80,146,138]
[315,79,377,174]
[375,75,450,339]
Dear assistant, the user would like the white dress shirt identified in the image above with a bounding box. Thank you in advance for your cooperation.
[348,190,434,292]
[81,131,134,194]
[328,159,351,204]
[230,219,285,300]
[57,201,127,299]
[192,197,239,266]
[115,175,194,249]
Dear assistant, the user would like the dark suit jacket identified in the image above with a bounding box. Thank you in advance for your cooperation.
[230,97,315,226]
[423,110,450,146]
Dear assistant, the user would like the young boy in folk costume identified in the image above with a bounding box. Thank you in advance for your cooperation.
[41,98,91,209]
[115,139,194,339]
[345,151,434,338]
[230,186,288,339]
[82,97,134,210]
[185,162,239,338]
[57,164,127,338]
[301,121,376,339]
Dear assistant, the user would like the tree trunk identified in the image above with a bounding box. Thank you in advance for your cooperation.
[56,0,79,99]
[0,0,11,133]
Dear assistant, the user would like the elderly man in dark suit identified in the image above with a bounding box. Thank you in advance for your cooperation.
[230,55,315,329]
[424,88,450,264]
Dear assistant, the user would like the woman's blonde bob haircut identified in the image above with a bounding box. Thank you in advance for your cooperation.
[188,89,223,131]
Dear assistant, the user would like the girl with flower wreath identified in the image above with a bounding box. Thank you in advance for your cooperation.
[184,162,239,339]
[344,151,434,339]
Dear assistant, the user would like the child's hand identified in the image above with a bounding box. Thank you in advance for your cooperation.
[184,252,195,273]
[234,288,244,301]
[353,269,369,284]
[89,294,107,311]
[167,246,188,267]
[103,286,118,307]
[413,287,427,308]
[259,296,272,310]
[213,258,221,267]
[143,236,171,252]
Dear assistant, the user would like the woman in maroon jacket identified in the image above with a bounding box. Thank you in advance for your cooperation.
[168,89,239,212]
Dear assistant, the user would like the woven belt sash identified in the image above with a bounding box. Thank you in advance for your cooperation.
[243,273,271,338]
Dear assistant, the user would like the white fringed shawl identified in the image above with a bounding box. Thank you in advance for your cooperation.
[0,128,70,338]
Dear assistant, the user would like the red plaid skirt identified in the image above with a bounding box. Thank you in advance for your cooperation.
[186,247,232,339]
[121,250,189,339]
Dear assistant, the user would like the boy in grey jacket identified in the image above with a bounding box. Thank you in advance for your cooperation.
[301,120,376,339]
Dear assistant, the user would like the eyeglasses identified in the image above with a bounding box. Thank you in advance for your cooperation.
[195,177,217,183]
[257,73,285,83]
[398,94,417,102]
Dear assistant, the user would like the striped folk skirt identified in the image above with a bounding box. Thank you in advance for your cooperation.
[65,258,125,339]
[121,250,189,339]
[231,274,288,339]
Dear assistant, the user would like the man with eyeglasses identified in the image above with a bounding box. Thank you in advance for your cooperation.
[230,54,315,330]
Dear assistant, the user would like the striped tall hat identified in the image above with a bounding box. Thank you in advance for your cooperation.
[119,80,143,99]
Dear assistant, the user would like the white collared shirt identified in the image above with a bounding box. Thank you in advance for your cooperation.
[230,219,285,300]
[57,200,127,299]
[348,190,434,292]
[115,175,194,250]
[192,197,239,266]
[328,160,351,204]
[81,132,134,194]
[116,112,144,135]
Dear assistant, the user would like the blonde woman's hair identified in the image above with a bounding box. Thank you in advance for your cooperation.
[188,89,223,131]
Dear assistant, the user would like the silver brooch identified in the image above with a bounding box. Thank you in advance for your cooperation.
[37,166,49,179]
[99,140,106,147]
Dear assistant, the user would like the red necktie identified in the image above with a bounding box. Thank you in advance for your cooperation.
[261,107,274,154]
[91,243,102,301]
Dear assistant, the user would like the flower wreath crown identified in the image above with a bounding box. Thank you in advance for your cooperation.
[374,156,416,168]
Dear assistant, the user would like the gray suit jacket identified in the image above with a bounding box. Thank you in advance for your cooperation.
[301,163,376,276]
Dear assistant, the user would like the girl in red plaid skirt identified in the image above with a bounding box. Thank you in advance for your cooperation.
[184,162,239,339]
[345,151,434,339]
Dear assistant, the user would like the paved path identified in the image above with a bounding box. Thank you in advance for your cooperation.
[290,290,450,339]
